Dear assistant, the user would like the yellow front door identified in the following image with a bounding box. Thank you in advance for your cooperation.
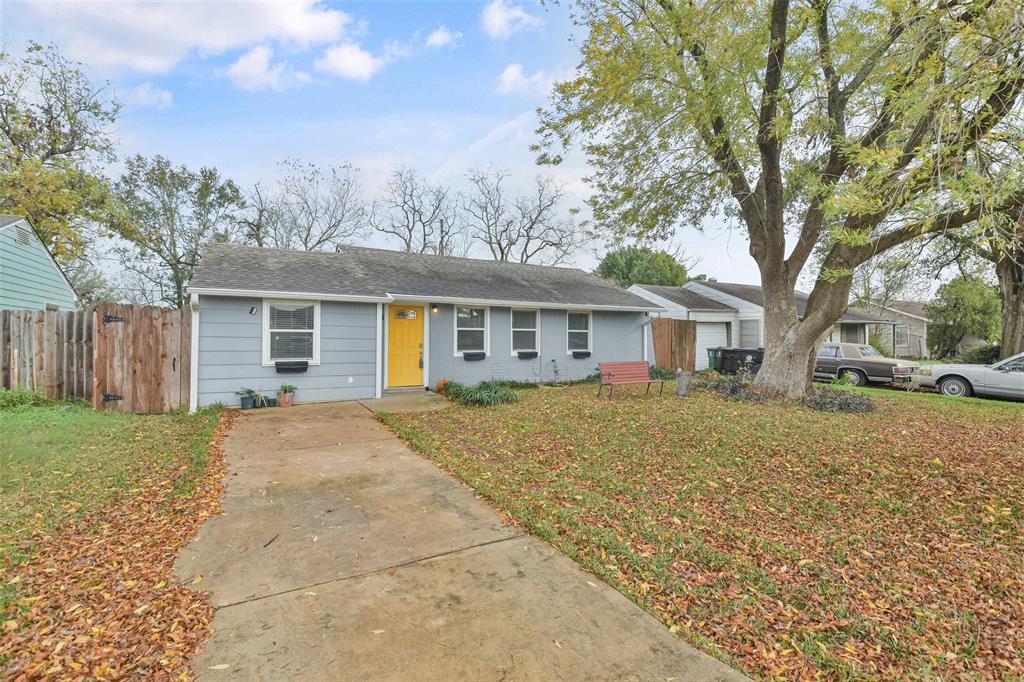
[387,305,424,387]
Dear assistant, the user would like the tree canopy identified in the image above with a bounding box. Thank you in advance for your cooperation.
[596,246,689,288]
[0,42,122,263]
[925,276,1002,359]
[538,0,1024,396]
[114,155,244,308]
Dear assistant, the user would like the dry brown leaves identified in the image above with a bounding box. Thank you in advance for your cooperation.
[385,386,1024,680]
[0,410,238,680]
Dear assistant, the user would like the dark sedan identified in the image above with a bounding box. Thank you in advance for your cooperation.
[813,342,918,386]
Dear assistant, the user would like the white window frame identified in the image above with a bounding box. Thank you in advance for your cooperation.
[262,299,321,367]
[510,308,539,355]
[894,324,910,347]
[566,310,593,354]
[453,305,489,357]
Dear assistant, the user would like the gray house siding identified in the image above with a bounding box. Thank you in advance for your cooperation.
[425,305,650,385]
[0,220,77,311]
[197,295,377,407]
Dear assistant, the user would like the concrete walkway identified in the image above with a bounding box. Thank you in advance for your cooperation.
[175,401,746,681]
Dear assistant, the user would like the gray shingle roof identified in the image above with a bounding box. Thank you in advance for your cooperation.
[695,281,892,323]
[0,215,26,230]
[633,284,735,311]
[190,243,661,310]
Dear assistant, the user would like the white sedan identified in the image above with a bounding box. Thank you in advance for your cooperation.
[917,352,1024,399]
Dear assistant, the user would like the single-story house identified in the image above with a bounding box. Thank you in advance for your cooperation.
[187,243,661,408]
[0,215,78,312]
[629,280,892,369]
[859,300,930,358]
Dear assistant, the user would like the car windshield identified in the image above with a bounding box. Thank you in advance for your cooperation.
[858,346,883,357]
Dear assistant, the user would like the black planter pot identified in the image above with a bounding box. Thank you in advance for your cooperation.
[517,351,538,360]
[239,395,255,410]
[571,350,592,359]
[462,351,487,361]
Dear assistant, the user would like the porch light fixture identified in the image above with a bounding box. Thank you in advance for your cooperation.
[249,306,258,315]
[430,303,439,314]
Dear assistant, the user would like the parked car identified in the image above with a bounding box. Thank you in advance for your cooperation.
[917,351,1024,399]
[813,342,918,387]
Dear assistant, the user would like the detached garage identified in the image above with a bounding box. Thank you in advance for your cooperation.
[627,285,736,370]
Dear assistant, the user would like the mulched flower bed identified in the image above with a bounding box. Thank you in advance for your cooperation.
[0,410,238,680]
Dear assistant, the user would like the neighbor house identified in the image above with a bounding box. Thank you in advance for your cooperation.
[0,215,77,312]
[629,280,892,369]
[859,301,930,358]
[187,243,661,408]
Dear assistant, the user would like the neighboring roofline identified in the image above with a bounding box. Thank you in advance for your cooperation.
[189,286,662,312]
[875,303,930,322]
[1,216,79,303]
[630,284,735,312]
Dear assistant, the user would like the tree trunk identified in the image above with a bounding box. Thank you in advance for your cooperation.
[996,249,1023,358]
[753,269,852,399]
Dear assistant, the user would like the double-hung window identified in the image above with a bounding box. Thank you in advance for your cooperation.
[511,310,538,354]
[455,306,488,355]
[894,325,910,347]
[567,311,591,352]
[263,300,320,365]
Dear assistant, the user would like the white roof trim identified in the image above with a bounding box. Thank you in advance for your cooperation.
[188,287,393,303]
[386,292,662,312]
[189,286,663,311]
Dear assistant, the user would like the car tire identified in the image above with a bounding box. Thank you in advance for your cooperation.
[938,376,973,398]
[840,368,867,387]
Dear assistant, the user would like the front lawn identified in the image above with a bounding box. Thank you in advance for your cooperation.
[382,384,1024,680]
[0,397,229,678]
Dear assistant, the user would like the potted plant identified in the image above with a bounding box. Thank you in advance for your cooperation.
[237,387,258,410]
[253,392,270,409]
[278,383,297,407]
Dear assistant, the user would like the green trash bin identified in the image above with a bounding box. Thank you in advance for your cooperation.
[707,347,720,371]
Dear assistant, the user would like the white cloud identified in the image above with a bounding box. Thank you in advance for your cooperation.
[225,45,307,91]
[123,82,173,109]
[496,64,554,95]
[23,0,349,73]
[481,0,542,40]
[425,25,461,49]
[315,43,387,81]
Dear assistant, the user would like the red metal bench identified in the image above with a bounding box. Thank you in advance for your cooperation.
[597,361,663,398]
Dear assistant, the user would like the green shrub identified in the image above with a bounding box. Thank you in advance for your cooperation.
[956,344,1001,365]
[0,386,54,410]
[803,387,875,413]
[488,379,540,389]
[441,380,520,406]
[649,365,676,380]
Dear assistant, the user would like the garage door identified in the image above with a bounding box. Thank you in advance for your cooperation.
[695,323,729,369]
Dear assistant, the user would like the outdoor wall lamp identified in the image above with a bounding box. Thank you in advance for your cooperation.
[249,305,258,315]
[430,303,439,314]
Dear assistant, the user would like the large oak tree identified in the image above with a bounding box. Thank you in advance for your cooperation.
[538,0,1024,396]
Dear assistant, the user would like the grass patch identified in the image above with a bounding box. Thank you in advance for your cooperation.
[0,402,221,613]
[382,382,1024,679]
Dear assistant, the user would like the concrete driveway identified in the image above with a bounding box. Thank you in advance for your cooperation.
[175,399,746,681]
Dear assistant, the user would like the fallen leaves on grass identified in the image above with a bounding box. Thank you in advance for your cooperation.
[0,410,238,680]
[382,384,1024,680]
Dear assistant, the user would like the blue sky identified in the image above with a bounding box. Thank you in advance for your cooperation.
[1,0,758,282]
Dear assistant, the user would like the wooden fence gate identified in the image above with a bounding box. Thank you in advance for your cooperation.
[652,318,697,372]
[2,304,191,413]
[92,304,191,413]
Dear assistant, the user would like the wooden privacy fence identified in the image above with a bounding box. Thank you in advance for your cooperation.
[1,309,94,401]
[652,318,697,372]
[1,303,191,413]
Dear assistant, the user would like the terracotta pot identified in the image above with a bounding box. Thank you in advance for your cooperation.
[277,391,295,407]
